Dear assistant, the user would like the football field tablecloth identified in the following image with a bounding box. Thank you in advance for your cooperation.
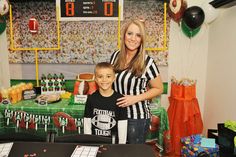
[0,99,168,146]
[0,99,85,138]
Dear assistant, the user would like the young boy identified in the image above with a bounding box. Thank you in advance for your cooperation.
[83,62,127,144]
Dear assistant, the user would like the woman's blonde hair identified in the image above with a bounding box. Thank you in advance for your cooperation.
[113,19,146,77]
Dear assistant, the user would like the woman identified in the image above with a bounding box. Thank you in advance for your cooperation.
[110,19,163,144]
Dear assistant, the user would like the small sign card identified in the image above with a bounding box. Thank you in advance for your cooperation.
[1,99,11,105]
[201,138,216,148]
[37,99,48,106]
[74,95,87,104]
[23,89,37,100]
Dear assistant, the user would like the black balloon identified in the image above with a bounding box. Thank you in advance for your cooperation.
[182,6,205,30]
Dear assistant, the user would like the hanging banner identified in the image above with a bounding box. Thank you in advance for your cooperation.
[56,0,123,21]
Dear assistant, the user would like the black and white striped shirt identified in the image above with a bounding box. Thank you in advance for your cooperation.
[110,50,160,119]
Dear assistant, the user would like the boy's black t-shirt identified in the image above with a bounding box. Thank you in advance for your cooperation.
[84,90,127,138]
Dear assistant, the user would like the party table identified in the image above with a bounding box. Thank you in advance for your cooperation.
[0,99,84,138]
[0,98,169,152]
[6,142,156,157]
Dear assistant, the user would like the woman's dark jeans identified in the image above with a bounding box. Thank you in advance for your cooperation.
[127,118,150,144]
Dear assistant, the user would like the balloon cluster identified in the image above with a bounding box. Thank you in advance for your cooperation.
[0,0,9,35]
[168,0,219,38]
[0,15,6,35]
[181,6,205,38]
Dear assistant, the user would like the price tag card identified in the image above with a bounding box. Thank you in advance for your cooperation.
[23,89,37,100]
[1,99,11,105]
[74,95,87,104]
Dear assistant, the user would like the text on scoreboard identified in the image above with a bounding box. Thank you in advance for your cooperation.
[57,0,123,21]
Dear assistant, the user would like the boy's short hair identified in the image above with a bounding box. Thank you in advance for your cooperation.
[95,62,115,74]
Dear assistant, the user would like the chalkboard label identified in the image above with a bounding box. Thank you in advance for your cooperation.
[1,99,11,105]
[23,89,37,100]
[37,99,48,106]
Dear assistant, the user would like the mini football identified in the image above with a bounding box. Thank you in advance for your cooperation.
[77,73,94,81]
[149,115,160,132]
[52,112,76,131]
[78,81,89,95]
[0,0,9,16]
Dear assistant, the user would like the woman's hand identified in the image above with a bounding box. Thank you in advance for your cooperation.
[116,76,163,108]
[116,95,139,107]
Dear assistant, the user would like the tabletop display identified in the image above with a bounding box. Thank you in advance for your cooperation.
[0,98,84,135]
[0,77,169,153]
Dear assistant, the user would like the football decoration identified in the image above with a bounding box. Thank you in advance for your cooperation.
[92,114,116,130]
[168,0,187,24]
[12,110,35,129]
[78,81,89,95]
[28,17,39,34]
[77,73,94,80]
[0,0,9,16]
[52,112,76,131]
[74,73,98,95]
[149,115,160,132]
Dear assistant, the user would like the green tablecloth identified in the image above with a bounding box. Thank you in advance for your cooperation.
[0,99,169,151]
[1,99,85,117]
[0,99,85,137]
[148,107,170,153]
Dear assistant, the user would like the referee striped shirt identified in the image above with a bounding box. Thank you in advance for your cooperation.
[110,50,160,119]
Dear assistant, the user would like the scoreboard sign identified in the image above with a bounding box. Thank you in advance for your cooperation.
[56,0,123,21]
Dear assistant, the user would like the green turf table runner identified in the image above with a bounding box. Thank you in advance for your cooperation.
[0,99,169,151]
